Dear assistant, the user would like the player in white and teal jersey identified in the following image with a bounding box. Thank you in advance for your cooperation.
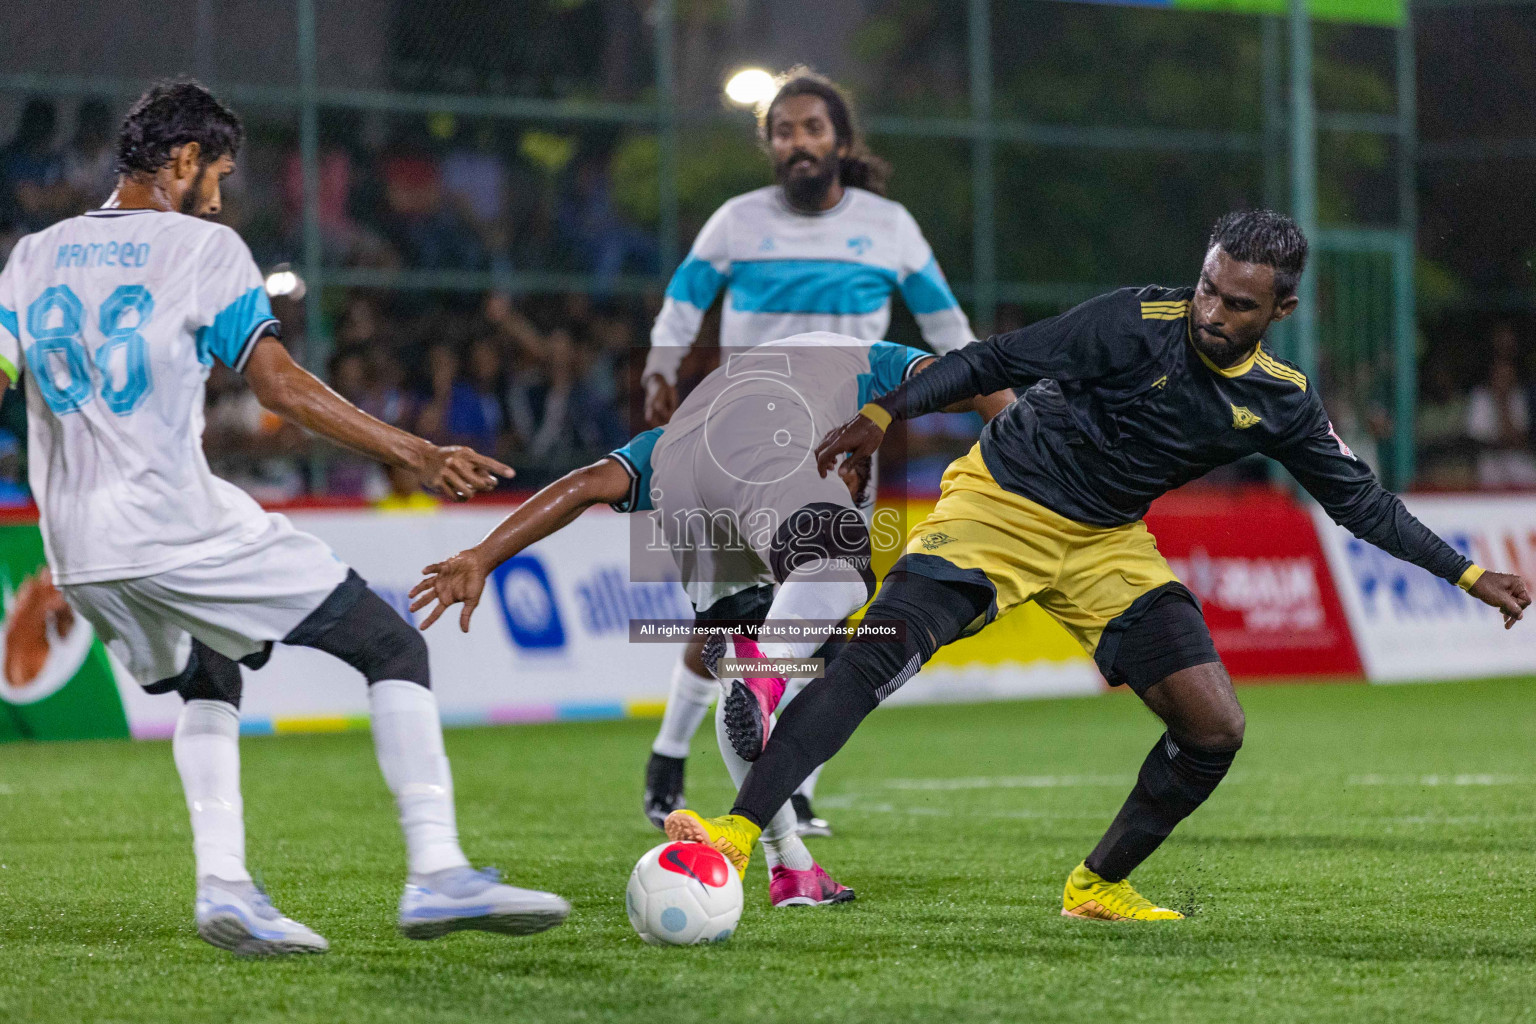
[638,71,989,832]
[0,80,567,955]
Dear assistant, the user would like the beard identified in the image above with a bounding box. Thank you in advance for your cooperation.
[1190,324,1257,367]
[181,164,210,216]
[777,150,840,211]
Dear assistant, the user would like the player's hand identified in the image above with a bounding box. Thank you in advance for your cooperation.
[410,549,492,632]
[815,412,886,478]
[417,445,515,502]
[1469,570,1531,629]
[643,374,677,428]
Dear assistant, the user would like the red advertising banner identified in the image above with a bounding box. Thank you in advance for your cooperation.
[1144,487,1363,679]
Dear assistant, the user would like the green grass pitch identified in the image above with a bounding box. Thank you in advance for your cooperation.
[2,678,1534,1024]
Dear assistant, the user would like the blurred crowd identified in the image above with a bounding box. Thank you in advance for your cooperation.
[2,95,1535,504]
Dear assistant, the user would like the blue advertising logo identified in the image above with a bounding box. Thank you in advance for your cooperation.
[491,556,567,650]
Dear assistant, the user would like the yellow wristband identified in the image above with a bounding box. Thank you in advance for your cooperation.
[859,402,893,431]
[1457,564,1485,592]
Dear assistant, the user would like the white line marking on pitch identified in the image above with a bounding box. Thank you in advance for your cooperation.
[879,774,1133,791]
[1347,774,1523,787]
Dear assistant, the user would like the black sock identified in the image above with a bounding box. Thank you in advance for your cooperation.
[730,564,992,827]
[1085,732,1236,882]
[730,673,878,827]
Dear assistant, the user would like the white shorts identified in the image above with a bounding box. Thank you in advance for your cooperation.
[651,414,858,611]
[60,514,350,687]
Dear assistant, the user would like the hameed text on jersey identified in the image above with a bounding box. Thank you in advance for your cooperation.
[0,209,282,584]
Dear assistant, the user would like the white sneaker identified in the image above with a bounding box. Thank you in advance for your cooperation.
[398,866,570,939]
[195,877,329,956]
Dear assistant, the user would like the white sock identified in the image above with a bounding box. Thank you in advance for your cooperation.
[713,700,813,872]
[173,700,250,883]
[369,680,470,876]
[758,576,868,664]
[651,655,716,759]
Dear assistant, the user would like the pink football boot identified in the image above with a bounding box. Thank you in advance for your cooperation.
[721,634,787,761]
[769,863,856,908]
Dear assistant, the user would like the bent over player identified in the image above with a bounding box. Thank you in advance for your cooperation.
[637,70,991,835]
[666,210,1531,920]
[411,333,1006,907]
[0,81,569,954]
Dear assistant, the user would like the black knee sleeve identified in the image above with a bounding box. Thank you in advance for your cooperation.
[837,558,995,705]
[769,502,876,601]
[145,639,243,707]
[284,571,430,687]
[1086,732,1237,881]
[1095,583,1220,696]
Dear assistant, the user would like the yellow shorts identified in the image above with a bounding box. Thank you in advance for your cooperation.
[904,445,1182,659]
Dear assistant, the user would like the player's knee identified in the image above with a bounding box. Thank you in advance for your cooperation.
[367,615,430,687]
[287,577,431,688]
[769,503,875,601]
[833,567,994,704]
[1202,704,1246,753]
[172,640,243,707]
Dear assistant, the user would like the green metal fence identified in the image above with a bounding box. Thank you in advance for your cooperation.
[0,0,1419,484]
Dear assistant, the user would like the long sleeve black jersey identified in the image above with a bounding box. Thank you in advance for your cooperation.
[874,285,1473,585]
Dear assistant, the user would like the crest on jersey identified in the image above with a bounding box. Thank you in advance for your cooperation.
[846,235,873,255]
[1327,421,1355,459]
[1230,404,1262,429]
[919,531,955,551]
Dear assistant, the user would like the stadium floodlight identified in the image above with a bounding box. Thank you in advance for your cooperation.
[724,67,776,108]
[264,266,306,300]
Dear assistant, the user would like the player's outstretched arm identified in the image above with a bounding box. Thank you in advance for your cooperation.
[1275,403,1532,628]
[243,336,513,501]
[410,457,632,631]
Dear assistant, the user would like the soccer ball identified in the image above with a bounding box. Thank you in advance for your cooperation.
[626,841,743,945]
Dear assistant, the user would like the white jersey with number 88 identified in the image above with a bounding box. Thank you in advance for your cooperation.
[0,208,279,585]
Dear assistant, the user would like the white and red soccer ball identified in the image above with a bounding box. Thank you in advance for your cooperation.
[626,841,743,945]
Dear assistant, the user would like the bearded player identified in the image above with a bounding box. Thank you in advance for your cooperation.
[0,80,570,954]
[666,209,1531,920]
[639,69,997,835]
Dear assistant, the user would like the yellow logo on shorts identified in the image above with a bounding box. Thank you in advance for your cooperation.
[919,532,955,551]
[1230,404,1262,429]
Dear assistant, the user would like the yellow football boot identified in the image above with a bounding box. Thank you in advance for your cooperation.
[1061,862,1184,921]
[663,810,761,878]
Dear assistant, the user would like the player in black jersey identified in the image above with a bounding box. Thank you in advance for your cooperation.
[663,209,1531,920]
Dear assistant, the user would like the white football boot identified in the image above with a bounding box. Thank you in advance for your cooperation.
[398,866,570,939]
[195,877,329,956]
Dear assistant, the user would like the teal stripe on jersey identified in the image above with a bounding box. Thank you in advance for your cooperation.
[859,340,929,406]
[899,256,961,314]
[607,426,664,512]
[727,259,899,316]
[665,255,729,310]
[0,303,17,341]
[197,286,273,369]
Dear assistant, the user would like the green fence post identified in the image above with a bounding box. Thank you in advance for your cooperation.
[297,0,325,369]
[655,0,680,273]
[969,0,996,337]
[1288,0,1319,382]
[1394,8,1418,488]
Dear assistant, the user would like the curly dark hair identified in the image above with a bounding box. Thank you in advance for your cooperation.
[759,68,890,197]
[115,79,243,178]
[1208,209,1309,301]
